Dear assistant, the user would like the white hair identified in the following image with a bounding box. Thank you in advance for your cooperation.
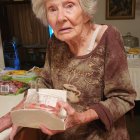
[31,0,98,26]
[79,0,97,22]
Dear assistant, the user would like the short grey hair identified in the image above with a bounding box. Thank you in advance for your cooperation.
[31,0,98,26]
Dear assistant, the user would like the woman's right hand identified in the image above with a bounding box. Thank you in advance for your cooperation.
[9,125,19,140]
[0,116,18,140]
[0,112,12,133]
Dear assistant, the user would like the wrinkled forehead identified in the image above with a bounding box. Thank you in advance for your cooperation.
[45,0,80,4]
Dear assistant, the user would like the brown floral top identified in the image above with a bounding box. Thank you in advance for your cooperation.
[40,25,136,140]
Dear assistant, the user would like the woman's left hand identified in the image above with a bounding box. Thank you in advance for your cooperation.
[40,101,84,135]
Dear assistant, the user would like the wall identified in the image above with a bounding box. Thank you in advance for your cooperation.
[95,0,140,44]
[0,31,5,69]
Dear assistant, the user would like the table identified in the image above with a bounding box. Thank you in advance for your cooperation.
[128,59,140,100]
[0,93,24,140]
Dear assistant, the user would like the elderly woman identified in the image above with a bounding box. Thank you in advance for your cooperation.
[0,0,136,140]
[30,0,136,139]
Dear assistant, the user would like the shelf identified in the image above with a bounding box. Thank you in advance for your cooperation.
[19,46,46,69]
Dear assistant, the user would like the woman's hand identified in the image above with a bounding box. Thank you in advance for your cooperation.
[40,101,99,136]
[0,112,12,133]
[9,125,18,140]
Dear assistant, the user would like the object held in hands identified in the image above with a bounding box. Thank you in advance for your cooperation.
[11,88,67,130]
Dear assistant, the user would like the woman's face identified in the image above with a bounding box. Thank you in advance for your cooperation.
[45,0,88,41]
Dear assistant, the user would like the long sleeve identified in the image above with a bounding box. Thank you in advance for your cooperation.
[93,27,136,130]
[37,45,53,89]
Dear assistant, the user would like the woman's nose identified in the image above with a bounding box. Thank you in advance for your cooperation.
[57,9,66,22]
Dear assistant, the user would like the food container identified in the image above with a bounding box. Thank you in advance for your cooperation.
[123,32,139,48]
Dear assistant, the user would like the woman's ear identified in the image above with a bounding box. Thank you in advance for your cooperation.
[83,14,91,23]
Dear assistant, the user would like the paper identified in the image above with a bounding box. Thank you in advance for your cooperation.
[11,88,67,130]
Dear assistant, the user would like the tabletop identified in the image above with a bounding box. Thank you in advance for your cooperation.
[128,58,140,100]
[0,93,24,140]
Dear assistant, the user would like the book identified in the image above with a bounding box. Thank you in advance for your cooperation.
[11,88,67,130]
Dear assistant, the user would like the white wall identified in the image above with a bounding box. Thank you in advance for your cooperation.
[0,31,5,69]
[95,0,140,44]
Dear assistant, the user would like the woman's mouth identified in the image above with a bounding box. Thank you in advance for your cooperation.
[59,28,72,33]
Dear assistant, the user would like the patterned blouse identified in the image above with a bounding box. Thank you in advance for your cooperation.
[40,25,136,140]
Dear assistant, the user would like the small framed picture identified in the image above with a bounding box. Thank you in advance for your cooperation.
[106,0,136,20]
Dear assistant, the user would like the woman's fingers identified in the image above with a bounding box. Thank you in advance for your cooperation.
[9,125,18,140]
[40,125,64,135]
[39,102,78,133]
[57,101,75,115]
[40,125,53,135]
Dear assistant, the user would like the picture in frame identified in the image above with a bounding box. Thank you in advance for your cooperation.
[106,0,136,20]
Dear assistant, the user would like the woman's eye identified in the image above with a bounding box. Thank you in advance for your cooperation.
[48,7,57,12]
[66,3,74,9]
